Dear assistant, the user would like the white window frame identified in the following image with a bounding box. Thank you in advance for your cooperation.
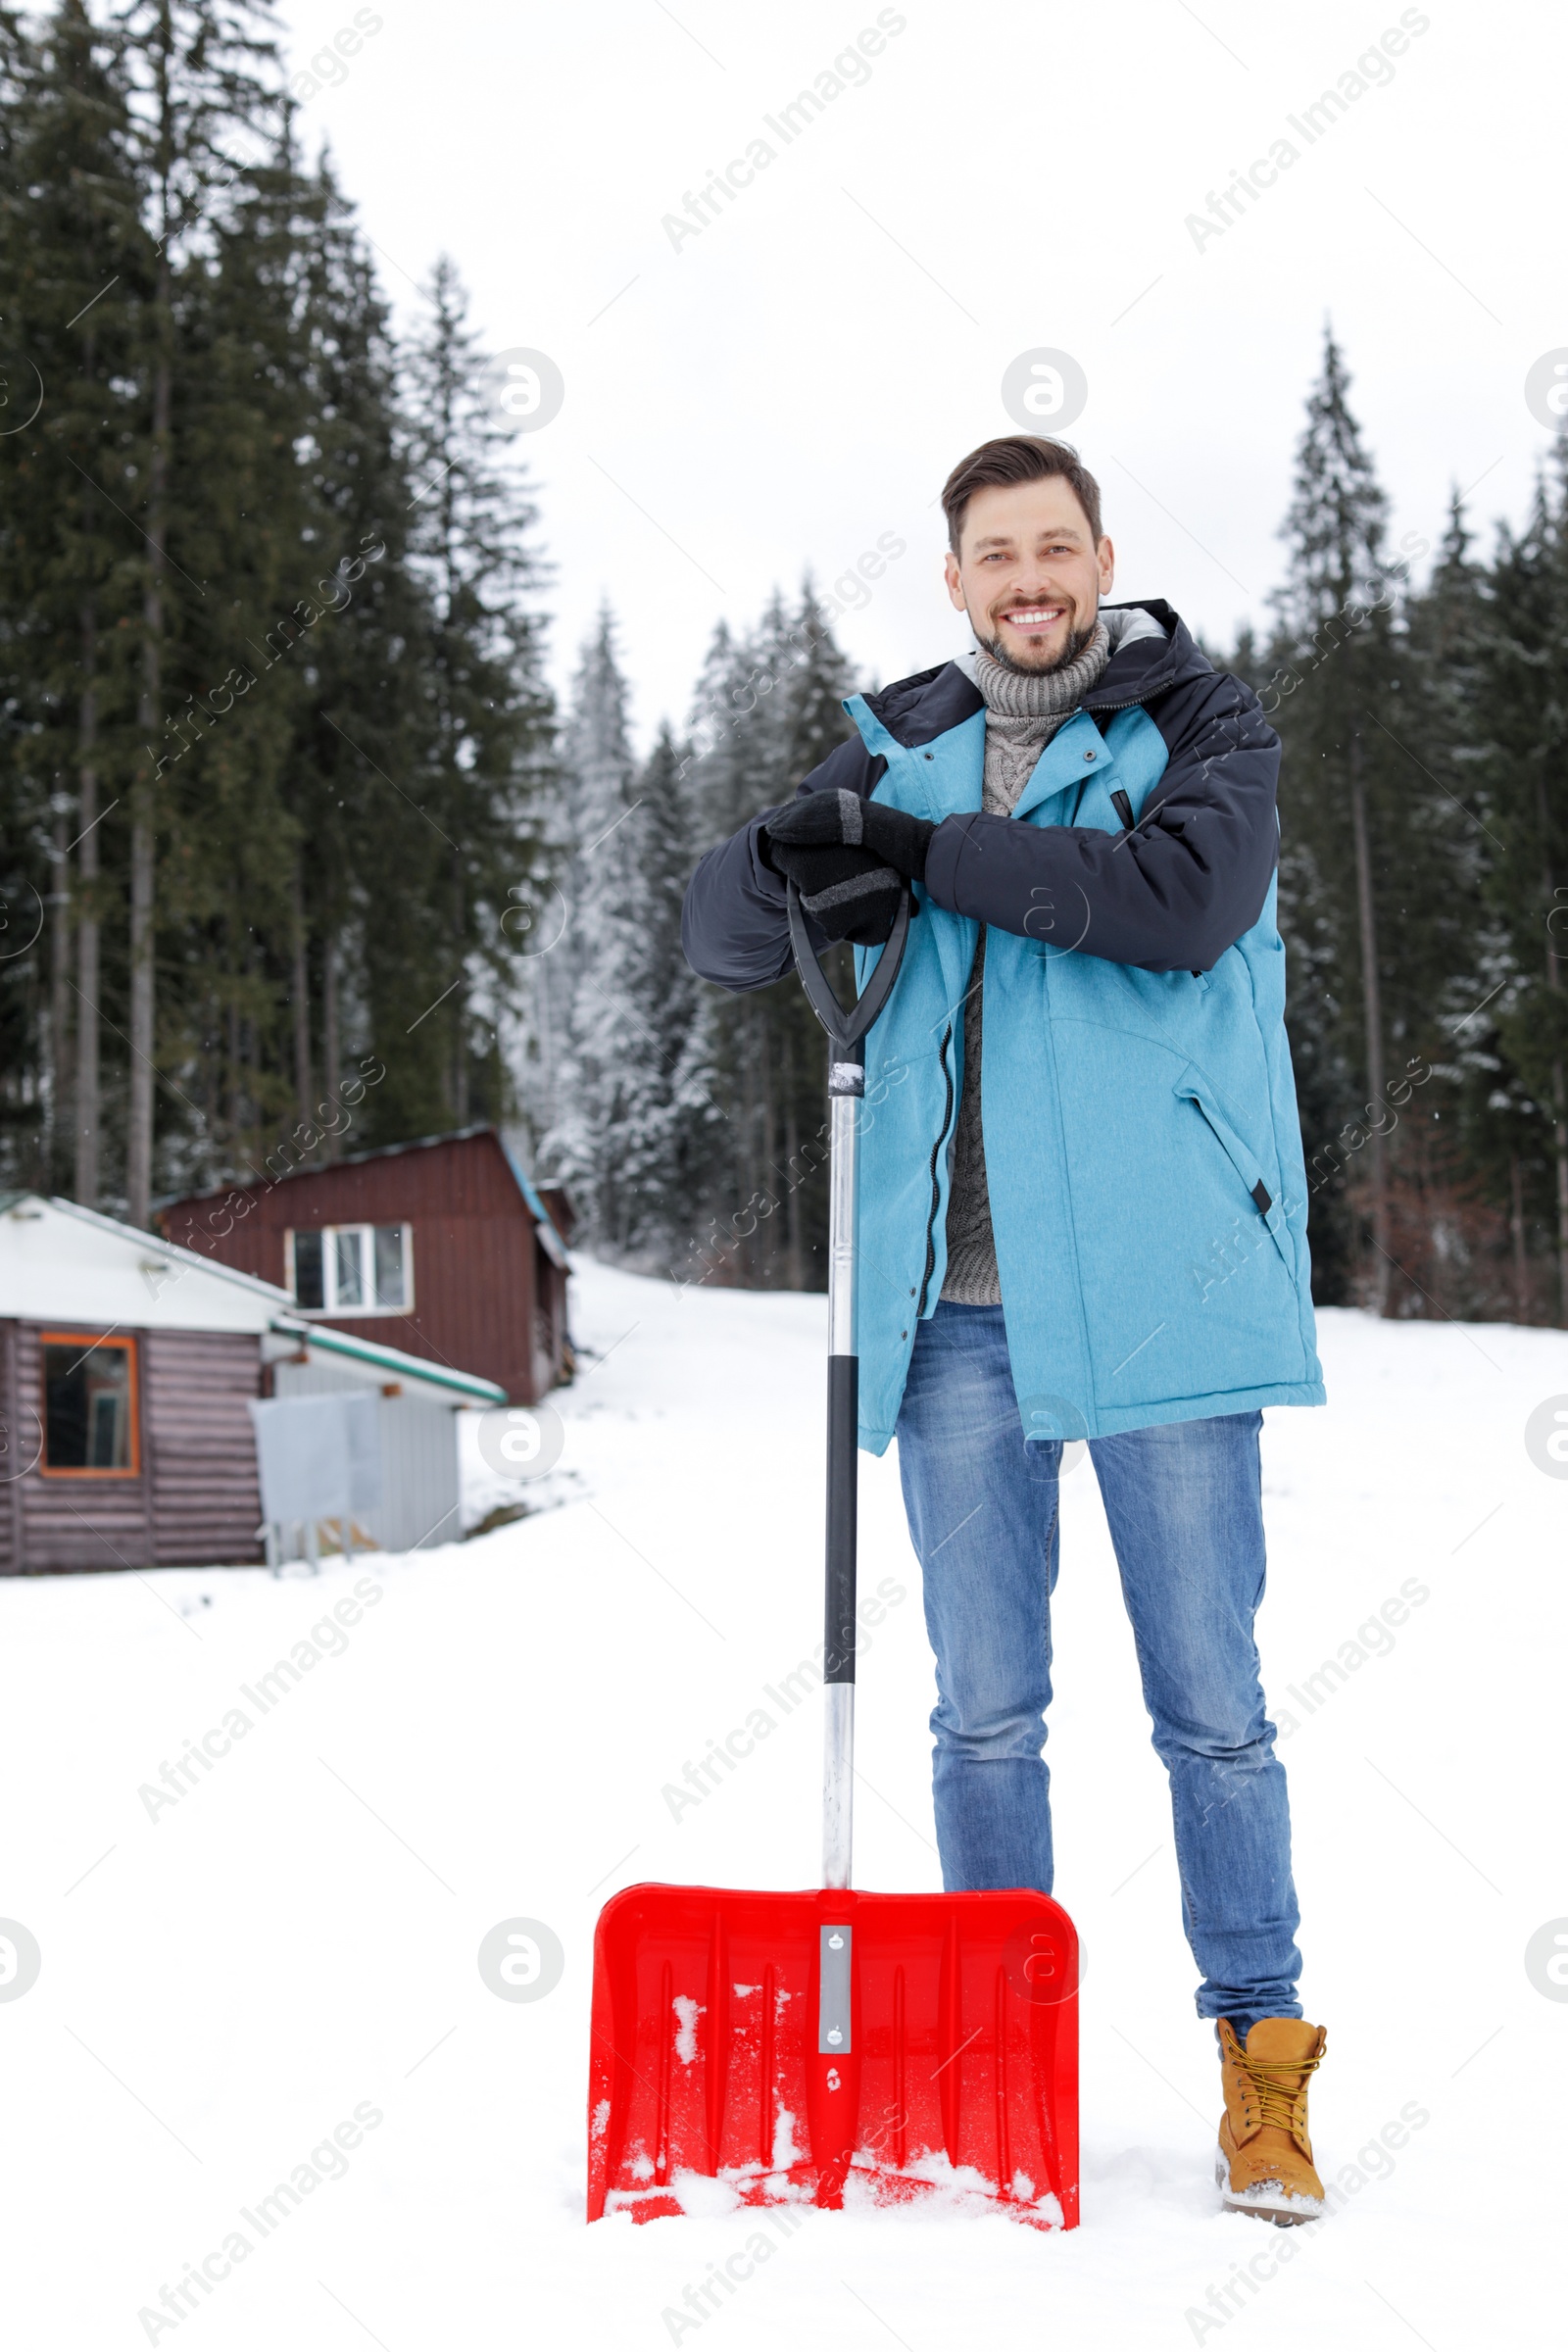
[285,1222,415,1318]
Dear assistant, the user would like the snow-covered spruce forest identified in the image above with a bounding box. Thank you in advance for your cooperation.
[1,0,1566,1323]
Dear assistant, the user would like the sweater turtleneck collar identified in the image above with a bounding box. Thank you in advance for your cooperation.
[970,618,1110,725]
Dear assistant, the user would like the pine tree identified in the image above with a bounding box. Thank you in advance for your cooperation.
[545,609,645,1243]
[115,0,284,1224]
[0,0,148,1200]
[543,584,864,1279]
[1469,442,1568,1320]
[677,580,860,1289]
[158,106,324,1195]
[398,253,554,1135]
[612,724,716,1260]
[1265,327,1465,1313]
[283,150,438,1158]
[1391,491,1527,1318]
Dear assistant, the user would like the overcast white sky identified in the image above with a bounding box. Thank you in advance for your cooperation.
[276,0,1565,752]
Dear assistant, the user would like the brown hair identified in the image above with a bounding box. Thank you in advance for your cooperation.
[941,435,1103,554]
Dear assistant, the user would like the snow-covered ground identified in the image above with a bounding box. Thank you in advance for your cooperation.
[4,1258,1563,2348]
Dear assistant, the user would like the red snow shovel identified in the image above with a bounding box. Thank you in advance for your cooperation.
[587,885,1079,2230]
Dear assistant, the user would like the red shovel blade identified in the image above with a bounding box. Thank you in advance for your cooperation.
[588,1883,1078,2230]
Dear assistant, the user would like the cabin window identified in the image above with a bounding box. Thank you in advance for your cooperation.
[285,1224,412,1315]
[41,1334,140,1475]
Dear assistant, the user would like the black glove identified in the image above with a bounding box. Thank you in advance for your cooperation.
[766,787,935,885]
[761,831,906,946]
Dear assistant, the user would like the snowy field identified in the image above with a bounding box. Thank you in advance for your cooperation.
[3,1256,1563,2349]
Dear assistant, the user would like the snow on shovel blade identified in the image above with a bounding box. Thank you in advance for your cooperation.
[588,1882,1078,2229]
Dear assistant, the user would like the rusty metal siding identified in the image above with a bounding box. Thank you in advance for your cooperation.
[160,1129,551,1402]
[145,1328,265,1565]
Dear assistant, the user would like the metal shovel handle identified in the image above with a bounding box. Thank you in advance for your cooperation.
[786,879,913,1889]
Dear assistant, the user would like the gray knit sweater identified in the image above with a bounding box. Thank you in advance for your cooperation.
[940,622,1111,1305]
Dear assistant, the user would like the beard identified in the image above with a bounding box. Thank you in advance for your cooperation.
[975,611,1097,675]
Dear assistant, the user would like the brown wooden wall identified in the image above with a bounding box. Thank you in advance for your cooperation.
[0,1321,264,1575]
[160,1129,564,1403]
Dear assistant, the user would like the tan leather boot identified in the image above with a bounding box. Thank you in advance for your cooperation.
[1215,2018,1327,2225]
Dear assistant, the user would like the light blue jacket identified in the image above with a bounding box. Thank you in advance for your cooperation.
[682,602,1325,1453]
[847,682,1323,1454]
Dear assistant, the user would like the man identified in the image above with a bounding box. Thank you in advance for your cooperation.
[681,435,1328,2225]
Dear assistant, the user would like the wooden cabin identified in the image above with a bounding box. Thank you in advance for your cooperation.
[0,1194,506,1575]
[160,1127,571,1405]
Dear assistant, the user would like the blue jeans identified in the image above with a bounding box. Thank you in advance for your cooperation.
[895,1302,1302,2034]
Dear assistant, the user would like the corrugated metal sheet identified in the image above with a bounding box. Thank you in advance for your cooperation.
[269,1360,461,1551]
[160,1130,565,1403]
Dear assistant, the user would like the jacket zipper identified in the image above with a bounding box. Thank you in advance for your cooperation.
[915,1021,956,1318]
[1082,693,1148,715]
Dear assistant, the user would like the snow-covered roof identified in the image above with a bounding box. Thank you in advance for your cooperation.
[0,1194,294,1334]
[0,1195,511,1408]
[262,1316,507,1407]
[499,1138,570,1269]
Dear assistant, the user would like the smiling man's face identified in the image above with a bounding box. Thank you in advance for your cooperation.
[944,475,1115,673]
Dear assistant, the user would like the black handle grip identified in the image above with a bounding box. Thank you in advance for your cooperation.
[824,1355,858,1683]
[786,881,912,1059]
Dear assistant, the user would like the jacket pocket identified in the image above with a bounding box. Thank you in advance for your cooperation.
[1174,1065,1292,1274]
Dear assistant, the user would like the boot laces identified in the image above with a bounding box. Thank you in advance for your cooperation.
[1235,2045,1321,2133]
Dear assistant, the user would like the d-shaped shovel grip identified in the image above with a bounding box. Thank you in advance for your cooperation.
[785,880,912,1058]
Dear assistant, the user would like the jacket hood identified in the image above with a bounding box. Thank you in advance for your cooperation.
[860,600,1212,750]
